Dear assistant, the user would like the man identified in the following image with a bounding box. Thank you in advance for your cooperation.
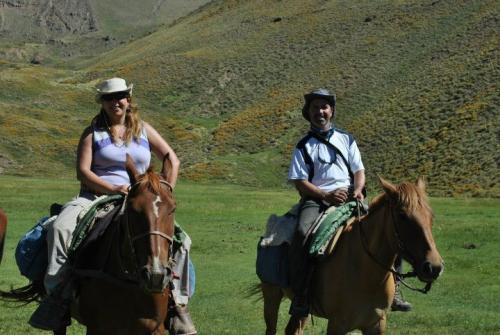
[287,88,366,317]
[287,88,410,317]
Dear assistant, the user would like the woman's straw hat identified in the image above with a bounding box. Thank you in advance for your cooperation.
[95,77,133,103]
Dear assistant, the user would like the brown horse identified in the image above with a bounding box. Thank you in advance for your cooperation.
[0,208,7,264]
[1,156,176,335]
[261,176,444,335]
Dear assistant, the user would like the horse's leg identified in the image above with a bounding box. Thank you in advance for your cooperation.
[326,320,347,335]
[360,316,386,335]
[152,325,166,335]
[261,282,283,335]
[53,326,67,335]
[284,315,308,335]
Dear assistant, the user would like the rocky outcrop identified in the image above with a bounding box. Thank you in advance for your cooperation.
[0,0,97,40]
[35,0,97,35]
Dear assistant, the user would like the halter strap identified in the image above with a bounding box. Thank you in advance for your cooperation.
[131,230,173,243]
[121,178,174,243]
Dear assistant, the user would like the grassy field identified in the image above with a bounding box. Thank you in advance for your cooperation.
[0,175,499,334]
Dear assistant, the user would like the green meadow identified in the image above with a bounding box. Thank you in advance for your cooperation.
[0,175,499,334]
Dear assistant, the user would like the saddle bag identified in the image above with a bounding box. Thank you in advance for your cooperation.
[256,238,289,288]
[15,216,56,281]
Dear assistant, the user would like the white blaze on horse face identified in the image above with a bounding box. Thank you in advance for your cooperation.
[152,255,163,274]
[151,195,166,259]
[152,195,162,219]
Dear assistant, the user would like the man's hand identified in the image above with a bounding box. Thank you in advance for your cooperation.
[353,188,365,201]
[324,188,348,206]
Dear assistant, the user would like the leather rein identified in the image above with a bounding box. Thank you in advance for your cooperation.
[357,200,432,294]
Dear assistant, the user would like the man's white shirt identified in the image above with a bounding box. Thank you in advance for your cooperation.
[288,129,364,192]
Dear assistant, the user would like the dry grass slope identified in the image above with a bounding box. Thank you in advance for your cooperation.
[0,0,498,196]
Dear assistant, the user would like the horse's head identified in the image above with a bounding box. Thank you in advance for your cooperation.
[379,176,444,283]
[124,155,176,293]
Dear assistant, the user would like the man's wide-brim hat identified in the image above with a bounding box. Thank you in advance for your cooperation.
[95,77,133,103]
[302,88,336,121]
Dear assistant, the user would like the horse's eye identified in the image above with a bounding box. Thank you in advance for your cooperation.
[399,212,409,221]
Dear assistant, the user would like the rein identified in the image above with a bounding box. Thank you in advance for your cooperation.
[356,201,432,294]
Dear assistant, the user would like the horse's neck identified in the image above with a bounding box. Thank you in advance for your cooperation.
[111,215,137,276]
[94,214,134,278]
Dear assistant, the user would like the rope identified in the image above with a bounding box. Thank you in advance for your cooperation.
[356,200,432,294]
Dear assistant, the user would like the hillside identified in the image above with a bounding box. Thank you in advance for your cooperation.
[0,0,498,196]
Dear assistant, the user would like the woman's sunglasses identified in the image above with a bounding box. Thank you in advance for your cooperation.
[101,92,130,101]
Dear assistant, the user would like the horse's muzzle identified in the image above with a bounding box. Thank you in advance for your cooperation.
[418,260,444,282]
[141,266,169,293]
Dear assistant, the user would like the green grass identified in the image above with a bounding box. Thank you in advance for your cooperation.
[0,176,499,334]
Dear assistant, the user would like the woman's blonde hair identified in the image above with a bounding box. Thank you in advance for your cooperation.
[92,97,142,143]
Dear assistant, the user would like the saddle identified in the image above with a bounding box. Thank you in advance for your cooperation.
[306,201,364,257]
[257,202,365,289]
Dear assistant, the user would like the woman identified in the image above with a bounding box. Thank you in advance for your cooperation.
[29,78,193,332]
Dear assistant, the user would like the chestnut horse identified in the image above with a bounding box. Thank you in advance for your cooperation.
[0,208,7,264]
[261,177,444,335]
[1,156,176,335]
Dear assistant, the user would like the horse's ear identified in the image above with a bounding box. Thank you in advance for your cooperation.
[378,175,398,199]
[161,153,172,180]
[416,176,426,191]
[125,154,139,185]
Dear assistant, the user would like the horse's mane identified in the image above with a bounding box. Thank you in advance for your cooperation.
[136,167,162,195]
[369,181,432,215]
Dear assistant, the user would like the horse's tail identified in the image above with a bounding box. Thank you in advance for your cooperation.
[0,280,45,305]
[245,283,264,301]
[0,208,44,305]
[0,208,7,264]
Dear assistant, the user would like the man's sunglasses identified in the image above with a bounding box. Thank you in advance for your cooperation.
[101,92,130,101]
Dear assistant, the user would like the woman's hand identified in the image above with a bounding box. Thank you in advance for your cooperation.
[112,184,129,195]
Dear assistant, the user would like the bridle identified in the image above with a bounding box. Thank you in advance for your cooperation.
[357,200,432,294]
[71,178,175,290]
[121,179,174,244]
[117,179,174,286]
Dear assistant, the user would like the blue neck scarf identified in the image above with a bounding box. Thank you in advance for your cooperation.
[310,125,334,140]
